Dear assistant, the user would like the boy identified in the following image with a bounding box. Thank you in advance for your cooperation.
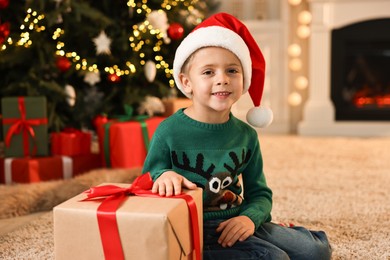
[142,12,331,259]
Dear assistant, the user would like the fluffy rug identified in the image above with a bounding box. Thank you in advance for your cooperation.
[0,135,390,260]
[0,168,142,219]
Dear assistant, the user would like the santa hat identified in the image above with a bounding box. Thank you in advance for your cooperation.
[173,12,273,128]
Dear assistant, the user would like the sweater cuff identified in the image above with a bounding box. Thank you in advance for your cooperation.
[149,169,173,181]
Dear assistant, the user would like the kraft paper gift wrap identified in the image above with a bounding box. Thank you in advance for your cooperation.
[54,184,203,260]
[162,98,192,117]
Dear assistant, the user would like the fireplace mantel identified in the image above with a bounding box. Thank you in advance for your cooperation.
[298,0,390,136]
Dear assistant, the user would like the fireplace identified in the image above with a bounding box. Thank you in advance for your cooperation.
[298,0,390,136]
[331,18,390,121]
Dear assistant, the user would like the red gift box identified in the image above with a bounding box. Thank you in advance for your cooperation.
[97,117,165,168]
[0,154,102,184]
[51,129,92,156]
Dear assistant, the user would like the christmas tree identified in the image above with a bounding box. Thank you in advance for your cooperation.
[0,0,218,132]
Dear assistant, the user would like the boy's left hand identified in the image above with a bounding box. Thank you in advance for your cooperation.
[216,216,255,247]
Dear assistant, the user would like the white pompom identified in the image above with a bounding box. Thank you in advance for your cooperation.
[246,106,273,128]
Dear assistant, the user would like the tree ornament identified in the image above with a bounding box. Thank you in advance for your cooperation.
[144,60,157,82]
[137,96,165,116]
[56,56,72,72]
[84,71,101,86]
[65,84,76,107]
[168,23,184,40]
[0,0,9,9]
[147,10,169,43]
[147,10,169,34]
[93,31,112,55]
[107,73,121,83]
[0,22,10,45]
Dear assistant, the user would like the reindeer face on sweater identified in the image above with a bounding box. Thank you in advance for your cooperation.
[171,149,251,212]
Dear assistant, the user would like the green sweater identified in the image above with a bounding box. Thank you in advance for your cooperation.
[142,109,272,229]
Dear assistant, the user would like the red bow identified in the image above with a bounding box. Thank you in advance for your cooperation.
[83,173,201,260]
[3,97,48,156]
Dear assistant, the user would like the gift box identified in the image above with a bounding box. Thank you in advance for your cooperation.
[97,117,165,168]
[2,96,48,157]
[51,129,92,156]
[0,153,102,184]
[54,181,203,260]
[162,98,192,117]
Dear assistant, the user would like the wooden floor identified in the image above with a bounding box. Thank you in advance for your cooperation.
[0,212,47,237]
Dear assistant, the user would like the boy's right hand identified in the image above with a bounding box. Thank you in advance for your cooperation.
[152,170,197,196]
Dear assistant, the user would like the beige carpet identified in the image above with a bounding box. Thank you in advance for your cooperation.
[0,135,389,259]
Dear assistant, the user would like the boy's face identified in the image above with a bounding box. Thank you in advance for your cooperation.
[179,47,244,116]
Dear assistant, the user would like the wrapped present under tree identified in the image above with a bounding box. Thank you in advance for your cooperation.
[2,96,48,157]
[95,106,165,168]
[51,128,92,156]
[0,154,102,184]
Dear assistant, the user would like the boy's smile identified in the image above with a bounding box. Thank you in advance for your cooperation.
[212,91,232,98]
[179,47,244,124]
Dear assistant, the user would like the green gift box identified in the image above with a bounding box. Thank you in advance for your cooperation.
[2,96,49,157]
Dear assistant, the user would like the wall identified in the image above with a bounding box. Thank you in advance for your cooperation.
[217,0,305,134]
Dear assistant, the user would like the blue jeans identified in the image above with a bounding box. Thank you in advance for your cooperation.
[203,220,331,260]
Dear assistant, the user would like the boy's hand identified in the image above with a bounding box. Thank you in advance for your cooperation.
[152,170,197,196]
[216,216,255,247]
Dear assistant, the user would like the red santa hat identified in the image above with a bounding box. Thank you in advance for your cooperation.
[173,12,273,128]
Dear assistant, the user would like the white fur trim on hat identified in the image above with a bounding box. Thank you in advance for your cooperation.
[173,26,252,98]
[246,106,273,128]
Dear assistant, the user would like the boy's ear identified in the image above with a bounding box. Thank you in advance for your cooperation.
[178,73,193,95]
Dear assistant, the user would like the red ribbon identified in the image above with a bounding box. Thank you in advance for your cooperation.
[3,97,48,156]
[83,173,201,260]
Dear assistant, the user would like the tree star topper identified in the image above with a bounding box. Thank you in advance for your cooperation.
[93,31,111,55]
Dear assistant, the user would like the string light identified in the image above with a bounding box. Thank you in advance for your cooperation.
[288,0,312,107]
[288,91,302,106]
[289,58,303,71]
[52,28,64,40]
[288,0,302,6]
[295,76,309,90]
[127,0,136,8]
[288,43,302,57]
[1,2,182,83]
[4,9,46,48]
[297,25,310,39]
[298,10,312,25]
